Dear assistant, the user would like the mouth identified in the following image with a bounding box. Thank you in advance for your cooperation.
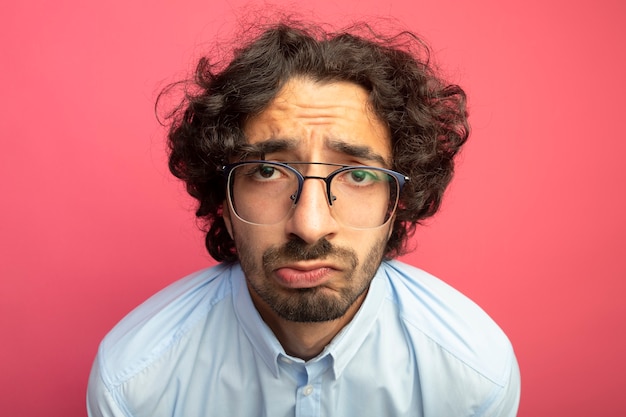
[273,263,339,289]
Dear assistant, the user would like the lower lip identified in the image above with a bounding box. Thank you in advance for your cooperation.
[274,267,333,288]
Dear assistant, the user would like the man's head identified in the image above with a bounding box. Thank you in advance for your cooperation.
[224,77,395,323]
[164,21,469,263]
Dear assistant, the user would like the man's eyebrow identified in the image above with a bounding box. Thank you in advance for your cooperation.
[237,139,296,158]
[326,139,388,166]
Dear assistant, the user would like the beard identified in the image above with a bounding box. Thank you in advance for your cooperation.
[236,236,387,323]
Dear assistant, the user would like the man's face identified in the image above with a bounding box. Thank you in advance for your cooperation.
[223,77,393,323]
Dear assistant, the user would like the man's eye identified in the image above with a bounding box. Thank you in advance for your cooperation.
[347,169,378,185]
[248,164,288,181]
[258,165,276,178]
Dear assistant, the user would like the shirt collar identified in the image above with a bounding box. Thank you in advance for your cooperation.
[232,263,284,378]
[321,268,387,378]
[232,262,387,379]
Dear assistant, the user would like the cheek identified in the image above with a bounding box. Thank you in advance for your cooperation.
[231,222,282,256]
[345,227,390,258]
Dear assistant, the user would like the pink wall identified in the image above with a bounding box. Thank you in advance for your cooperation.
[2,0,625,415]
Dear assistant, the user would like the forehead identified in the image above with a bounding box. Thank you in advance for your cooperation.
[243,78,391,164]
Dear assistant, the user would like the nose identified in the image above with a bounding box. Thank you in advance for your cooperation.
[284,177,339,244]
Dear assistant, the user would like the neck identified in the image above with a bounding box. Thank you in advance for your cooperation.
[250,291,366,361]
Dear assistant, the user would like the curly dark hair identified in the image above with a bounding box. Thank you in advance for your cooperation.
[161,20,469,262]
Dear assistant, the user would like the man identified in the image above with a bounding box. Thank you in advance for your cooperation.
[88,20,520,417]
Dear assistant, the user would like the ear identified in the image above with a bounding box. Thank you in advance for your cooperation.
[386,216,395,241]
[222,202,234,239]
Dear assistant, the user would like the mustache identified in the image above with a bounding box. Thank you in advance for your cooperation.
[263,238,357,266]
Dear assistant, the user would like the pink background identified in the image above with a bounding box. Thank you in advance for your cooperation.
[2,0,625,415]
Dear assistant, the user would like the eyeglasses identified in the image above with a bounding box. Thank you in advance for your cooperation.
[221,161,409,229]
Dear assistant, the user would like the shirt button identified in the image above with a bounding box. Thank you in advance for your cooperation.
[302,385,314,396]
[280,357,293,364]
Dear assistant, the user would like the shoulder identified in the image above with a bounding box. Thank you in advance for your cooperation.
[94,263,237,388]
[380,260,517,388]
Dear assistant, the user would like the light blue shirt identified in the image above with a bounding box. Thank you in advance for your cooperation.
[87,261,520,416]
